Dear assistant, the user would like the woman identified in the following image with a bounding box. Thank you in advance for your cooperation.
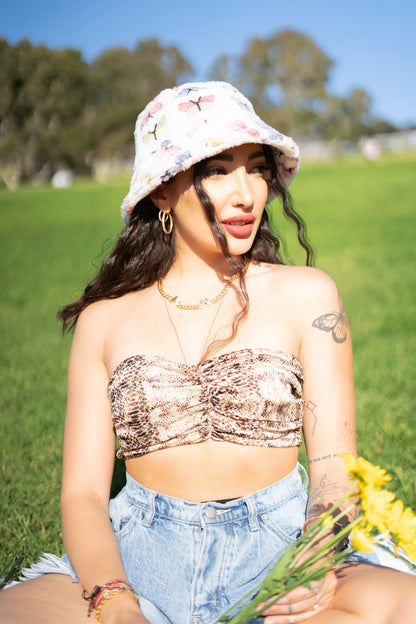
[1,81,415,624]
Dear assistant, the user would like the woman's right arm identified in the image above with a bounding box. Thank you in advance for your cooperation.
[60,305,148,623]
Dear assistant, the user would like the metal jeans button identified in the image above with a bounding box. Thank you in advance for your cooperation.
[205,506,217,519]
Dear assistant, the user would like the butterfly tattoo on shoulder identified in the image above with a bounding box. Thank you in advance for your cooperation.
[312,292,350,343]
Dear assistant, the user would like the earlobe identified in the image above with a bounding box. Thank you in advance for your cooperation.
[150,185,170,210]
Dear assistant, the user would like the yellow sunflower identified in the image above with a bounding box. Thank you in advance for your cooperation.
[341,454,391,488]
[351,524,375,552]
[359,484,395,533]
[387,500,416,562]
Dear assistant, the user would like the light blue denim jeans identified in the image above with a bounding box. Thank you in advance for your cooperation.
[108,464,308,624]
[20,463,306,623]
[19,463,388,624]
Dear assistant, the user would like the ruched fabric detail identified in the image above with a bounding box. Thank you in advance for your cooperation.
[108,348,304,459]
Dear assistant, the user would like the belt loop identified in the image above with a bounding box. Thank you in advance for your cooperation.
[244,495,260,531]
[142,491,156,527]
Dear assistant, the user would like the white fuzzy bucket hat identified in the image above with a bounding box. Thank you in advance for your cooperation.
[121,81,300,223]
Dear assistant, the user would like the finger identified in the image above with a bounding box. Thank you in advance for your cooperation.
[262,603,329,624]
[259,583,317,609]
[261,570,337,616]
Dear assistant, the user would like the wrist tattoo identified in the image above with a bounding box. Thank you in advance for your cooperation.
[308,453,339,464]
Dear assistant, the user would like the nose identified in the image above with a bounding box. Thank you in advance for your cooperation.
[231,169,254,209]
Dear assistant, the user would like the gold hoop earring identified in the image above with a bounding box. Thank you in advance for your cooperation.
[158,209,173,235]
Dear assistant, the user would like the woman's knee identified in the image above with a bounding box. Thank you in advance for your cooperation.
[333,563,416,623]
[0,574,88,624]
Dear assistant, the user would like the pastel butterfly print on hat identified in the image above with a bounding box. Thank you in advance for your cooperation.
[161,151,192,182]
[143,115,167,143]
[139,102,163,130]
[256,119,286,143]
[175,86,201,97]
[178,95,216,115]
[232,121,261,139]
[312,292,350,344]
[159,140,181,156]
[277,157,299,176]
[230,94,252,112]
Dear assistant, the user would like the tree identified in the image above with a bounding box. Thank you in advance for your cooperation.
[314,89,383,141]
[0,37,193,186]
[0,39,93,186]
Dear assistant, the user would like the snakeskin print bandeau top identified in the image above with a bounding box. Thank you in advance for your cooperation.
[108,348,304,459]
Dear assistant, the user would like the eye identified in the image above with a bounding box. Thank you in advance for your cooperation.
[251,163,272,180]
[203,165,228,178]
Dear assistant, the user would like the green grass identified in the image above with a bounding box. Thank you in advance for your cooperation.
[1,155,415,577]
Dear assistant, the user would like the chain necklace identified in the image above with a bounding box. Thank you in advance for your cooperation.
[162,296,226,365]
[157,263,245,310]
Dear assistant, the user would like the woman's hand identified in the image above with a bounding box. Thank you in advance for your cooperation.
[260,569,337,623]
[259,528,339,623]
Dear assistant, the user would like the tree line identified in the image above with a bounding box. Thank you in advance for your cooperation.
[0,30,398,188]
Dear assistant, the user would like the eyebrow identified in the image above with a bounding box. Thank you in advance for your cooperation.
[205,149,266,164]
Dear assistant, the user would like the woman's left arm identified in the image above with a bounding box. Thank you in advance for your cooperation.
[300,270,357,522]
[261,269,357,623]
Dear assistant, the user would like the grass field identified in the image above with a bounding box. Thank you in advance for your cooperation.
[1,154,415,578]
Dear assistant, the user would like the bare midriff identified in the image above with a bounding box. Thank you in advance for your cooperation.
[125,441,299,502]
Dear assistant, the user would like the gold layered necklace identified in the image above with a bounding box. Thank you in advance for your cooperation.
[161,296,226,364]
[157,264,244,310]
[158,261,247,363]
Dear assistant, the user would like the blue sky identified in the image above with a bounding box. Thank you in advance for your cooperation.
[2,0,415,127]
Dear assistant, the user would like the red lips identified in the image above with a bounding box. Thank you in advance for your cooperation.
[221,214,255,237]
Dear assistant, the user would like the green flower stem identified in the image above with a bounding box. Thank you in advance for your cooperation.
[216,486,361,624]
[292,504,358,569]
[216,534,353,624]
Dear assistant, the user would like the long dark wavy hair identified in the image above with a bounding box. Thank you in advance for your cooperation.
[58,146,314,357]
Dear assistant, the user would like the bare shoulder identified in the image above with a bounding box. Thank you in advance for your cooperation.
[283,267,350,347]
[71,296,131,357]
[282,265,340,306]
[75,298,117,337]
[279,266,347,336]
[247,263,349,344]
[248,262,340,309]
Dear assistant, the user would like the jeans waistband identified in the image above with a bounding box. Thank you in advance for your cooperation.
[124,462,308,529]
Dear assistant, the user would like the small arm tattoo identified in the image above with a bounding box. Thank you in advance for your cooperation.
[308,453,340,464]
[312,290,349,343]
[307,474,340,516]
[306,400,318,435]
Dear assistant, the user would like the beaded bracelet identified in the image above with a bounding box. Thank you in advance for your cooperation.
[95,586,139,622]
[83,579,139,621]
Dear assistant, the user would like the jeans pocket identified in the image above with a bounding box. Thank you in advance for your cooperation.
[109,487,142,540]
[260,490,306,545]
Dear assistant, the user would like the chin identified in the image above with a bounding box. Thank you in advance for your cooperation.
[226,236,256,257]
